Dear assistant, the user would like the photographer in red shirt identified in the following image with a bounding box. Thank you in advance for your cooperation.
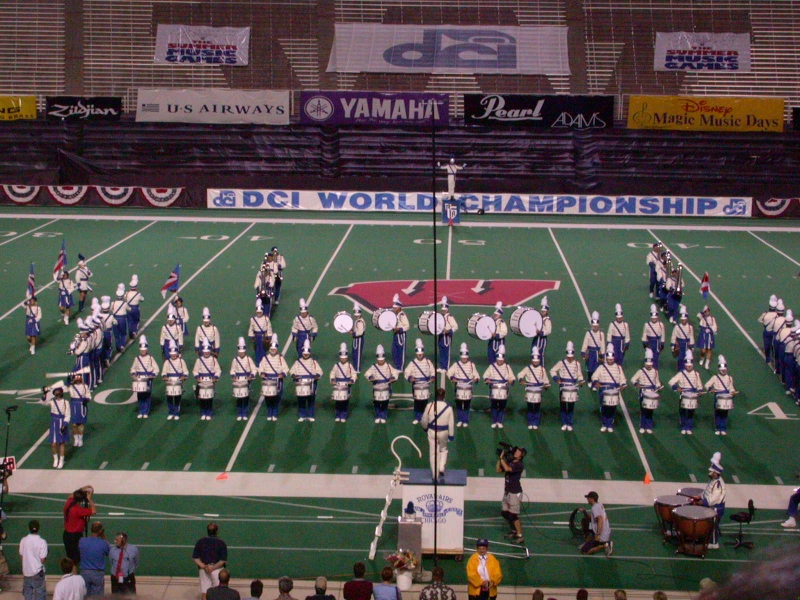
[62,486,96,563]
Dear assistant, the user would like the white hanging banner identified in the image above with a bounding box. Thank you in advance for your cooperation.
[154,25,250,66]
[136,89,290,124]
[654,32,751,72]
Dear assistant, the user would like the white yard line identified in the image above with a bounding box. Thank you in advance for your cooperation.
[548,228,654,482]
[0,218,59,248]
[0,220,158,322]
[748,231,800,267]
[649,231,764,357]
[15,431,49,468]
[223,224,355,473]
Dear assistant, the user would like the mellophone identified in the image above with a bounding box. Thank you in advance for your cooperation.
[653,487,717,557]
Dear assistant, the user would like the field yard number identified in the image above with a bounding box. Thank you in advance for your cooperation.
[626,242,723,249]
[747,402,799,420]
[32,232,62,238]
[93,388,138,405]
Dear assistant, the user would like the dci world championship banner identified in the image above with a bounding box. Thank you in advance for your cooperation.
[46,97,122,121]
[136,89,289,124]
[0,96,37,121]
[300,91,449,126]
[327,24,569,75]
[654,32,751,72]
[628,95,784,132]
[154,25,250,65]
[208,189,752,217]
[464,94,613,129]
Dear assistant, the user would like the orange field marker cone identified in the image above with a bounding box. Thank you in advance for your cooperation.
[643,472,652,484]
[216,472,228,481]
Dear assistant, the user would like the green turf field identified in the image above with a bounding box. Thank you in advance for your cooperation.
[1,207,799,591]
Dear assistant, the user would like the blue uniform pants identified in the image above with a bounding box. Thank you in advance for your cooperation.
[526,402,542,426]
[352,336,364,372]
[438,333,452,371]
[392,332,406,370]
[128,305,141,338]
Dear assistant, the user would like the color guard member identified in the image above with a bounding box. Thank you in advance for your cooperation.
[159,306,184,359]
[291,298,318,359]
[67,371,91,448]
[195,307,220,357]
[447,343,479,427]
[705,355,737,436]
[532,296,552,361]
[259,334,289,421]
[330,343,357,422]
[75,257,93,313]
[130,335,158,419]
[161,340,189,420]
[517,346,550,430]
[437,297,458,372]
[488,302,508,365]
[581,311,605,380]
[71,319,92,388]
[697,305,718,370]
[550,341,585,431]
[230,337,258,421]
[364,345,400,424]
[757,294,779,364]
[125,275,144,339]
[351,304,366,373]
[193,342,221,420]
[670,305,695,371]
[24,295,41,355]
[405,338,436,425]
[57,270,75,325]
[110,284,129,352]
[591,343,627,433]
[391,294,410,370]
[248,299,272,366]
[41,381,70,469]
[607,304,630,365]
[483,344,514,429]
[290,339,323,422]
[630,348,661,433]
[669,350,703,435]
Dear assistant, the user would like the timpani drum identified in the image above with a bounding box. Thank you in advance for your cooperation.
[232,379,250,398]
[455,383,473,401]
[489,383,509,400]
[197,380,215,399]
[373,385,391,402]
[561,385,579,403]
[372,308,398,332]
[654,494,691,542]
[641,389,660,410]
[333,311,354,333]
[680,392,699,410]
[132,378,150,393]
[525,386,543,403]
[716,393,734,410]
[510,306,543,338]
[467,313,496,341]
[295,380,313,397]
[412,381,431,401]
[261,379,279,397]
[677,487,705,499]
[673,505,717,557]
[332,383,350,401]
[418,311,445,335]
[601,388,621,406]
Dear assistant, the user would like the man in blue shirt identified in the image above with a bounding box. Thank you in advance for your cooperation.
[79,522,110,596]
[192,523,228,600]
[109,532,139,595]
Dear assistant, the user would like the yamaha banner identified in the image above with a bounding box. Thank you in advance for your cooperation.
[46,96,122,121]
[464,94,614,129]
[300,91,449,126]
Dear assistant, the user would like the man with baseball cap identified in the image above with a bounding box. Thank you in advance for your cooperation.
[580,492,613,557]
[305,577,335,600]
[466,538,502,600]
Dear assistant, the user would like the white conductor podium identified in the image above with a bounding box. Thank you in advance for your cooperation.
[400,468,466,556]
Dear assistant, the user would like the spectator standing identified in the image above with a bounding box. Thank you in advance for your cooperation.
[109,531,139,595]
[192,523,228,600]
[373,567,400,600]
[243,580,264,600]
[53,558,86,600]
[466,539,502,600]
[305,577,336,600]
[63,486,96,564]
[343,562,373,600]
[79,522,110,597]
[419,566,457,600]
[19,520,48,600]
[274,577,297,600]
[207,569,240,600]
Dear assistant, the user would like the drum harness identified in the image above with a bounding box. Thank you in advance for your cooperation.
[333,362,353,385]
[640,369,659,397]
[134,355,156,381]
[294,359,319,393]
[165,358,185,383]
[232,356,254,381]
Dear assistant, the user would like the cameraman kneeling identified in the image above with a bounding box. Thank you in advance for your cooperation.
[496,445,526,544]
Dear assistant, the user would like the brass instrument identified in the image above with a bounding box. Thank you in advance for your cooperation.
[676,264,684,295]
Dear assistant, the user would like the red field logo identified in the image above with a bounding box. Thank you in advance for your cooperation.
[330,279,560,311]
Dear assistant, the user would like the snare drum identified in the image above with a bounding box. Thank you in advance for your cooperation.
[715,393,734,410]
[467,313,496,341]
[654,494,690,541]
[641,389,660,410]
[489,383,509,400]
[372,308,398,332]
[132,379,150,393]
[455,384,473,401]
[373,385,391,402]
[673,505,717,557]
[232,379,250,398]
[412,382,431,401]
[418,311,445,335]
[295,381,313,397]
[601,388,620,406]
[333,311,354,333]
[561,386,579,403]
[510,306,543,338]
[166,383,183,397]
[525,386,543,403]
[680,392,699,410]
[197,380,215,400]
[261,380,279,397]
[332,384,350,402]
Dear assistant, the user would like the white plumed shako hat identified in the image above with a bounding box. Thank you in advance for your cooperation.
[591,310,599,325]
[129,275,138,288]
[139,335,148,349]
[202,307,211,320]
[460,343,469,357]
[605,343,615,359]
[615,303,623,317]
[494,301,503,315]
[645,348,654,363]
[302,339,311,355]
[339,343,348,357]
[566,341,575,356]
[376,344,385,358]
[415,338,424,353]
[238,336,246,350]
[392,294,402,308]
[116,283,125,297]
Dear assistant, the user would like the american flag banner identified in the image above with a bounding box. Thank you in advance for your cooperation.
[700,272,711,300]
[27,263,35,297]
[53,239,67,280]
[161,263,181,298]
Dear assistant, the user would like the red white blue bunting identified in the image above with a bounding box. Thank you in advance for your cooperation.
[47,186,90,205]
[96,187,135,206]
[3,185,40,204]
[140,187,182,207]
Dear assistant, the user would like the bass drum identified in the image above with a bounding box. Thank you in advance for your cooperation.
[333,311,354,333]
[372,308,398,332]
[467,313,496,341]
[418,311,445,335]
[510,306,543,338]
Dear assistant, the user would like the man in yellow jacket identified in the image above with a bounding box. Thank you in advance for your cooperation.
[466,538,502,600]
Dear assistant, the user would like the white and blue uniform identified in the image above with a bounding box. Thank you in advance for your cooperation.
[247,304,272,366]
[581,318,605,380]
[330,348,357,422]
[447,349,479,426]
[646,244,661,297]
[97,297,117,364]
[254,266,275,317]
[607,307,630,365]
[258,341,290,421]
[757,296,778,364]
[642,307,666,369]
[591,345,627,431]
[110,286,130,351]
[160,317,184,359]
[670,313,695,371]
[550,344,584,430]
[24,299,41,338]
[174,299,190,336]
[364,349,400,423]
[290,348,322,421]
[420,397,455,479]
[290,303,318,359]
[630,353,661,432]
[700,453,726,546]
[351,308,366,373]
[161,350,189,418]
[57,274,75,309]
[487,304,507,365]
[268,247,286,304]
[405,348,436,424]
[230,346,258,420]
[531,297,551,360]
[483,354,514,427]
[517,353,550,429]
[668,358,703,434]
[193,351,222,419]
[67,380,91,427]
[75,262,93,312]
[194,310,220,356]
[130,346,158,417]
[124,276,144,338]
[391,297,410,370]
[437,299,458,371]
[705,360,736,435]
[697,310,717,351]
[44,389,71,445]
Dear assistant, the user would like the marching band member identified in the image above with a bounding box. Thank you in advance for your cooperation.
[67,371,91,448]
[581,311,604,380]
[550,341,585,431]
[290,339,323,422]
[656,252,669,309]
[775,310,793,385]
[71,319,92,388]
[405,338,436,425]
[488,302,508,365]
[607,304,630,365]
[125,275,144,339]
[269,246,287,305]
[130,335,158,419]
[391,294,410,370]
[532,296,552,361]
[248,299,272,366]
[630,348,661,434]
[160,306,184,359]
[254,263,275,317]
[230,337,258,421]
[697,453,726,549]
[161,340,189,420]
[669,350,703,435]
[87,314,104,388]
[591,343,627,433]
[705,355,737,436]
[437,297,458,372]
[696,305,718,370]
[24,295,41,355]
[41,381,70,469]
[194,307,220,357]
[784,320,800,396]
[364,345,400,424]
[351,304,366,373]
[173,296,190,337]
[769,299,787,373]
[193,341,221,420]
[517,346,550,430]
[291,298,318,359]
[646,242,662,298]
[75,257,93,312]
[57,269,75,325]
[110,283,129,352]
[259,334,289,421]
[447,343,479,427]
[665,266,682,324]
[483,344,514,429]
[97,296,116,367]
[757,295,779,364]
[670,305,695,371]
[438,157,466,198]
[420,388,455,480]
[642,304,666,369]
[330,343,357,422]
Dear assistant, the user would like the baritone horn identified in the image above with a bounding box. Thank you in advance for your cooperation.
[676,264,684,295]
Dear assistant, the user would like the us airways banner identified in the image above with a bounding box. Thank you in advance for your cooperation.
[136,89,289,124]
[0,96,37,121]
[654,32,751,72]
[464,94,613,129]
[154,25,250,65]
[300,91,449,126]
[327,24,569,75]
[628,95,783,132]
[207,189,751,217]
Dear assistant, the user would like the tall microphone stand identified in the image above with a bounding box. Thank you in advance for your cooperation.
[0,406,19,517]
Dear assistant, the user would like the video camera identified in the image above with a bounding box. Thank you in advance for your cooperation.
[496,441,525,462]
